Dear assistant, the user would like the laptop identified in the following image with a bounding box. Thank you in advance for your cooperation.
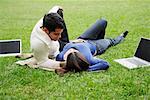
[0,39,22,57]
[114,38,150,69]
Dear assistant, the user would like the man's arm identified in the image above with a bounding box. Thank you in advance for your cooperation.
[32,40,61,69]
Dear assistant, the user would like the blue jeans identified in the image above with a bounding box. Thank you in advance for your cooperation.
[78,18,124,55]
[88,36,124,55]
[60,19,107,51]
[78,19,107,40]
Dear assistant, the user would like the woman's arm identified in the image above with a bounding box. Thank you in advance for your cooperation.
[88,58,109,71]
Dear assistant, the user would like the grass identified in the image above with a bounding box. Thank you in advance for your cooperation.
[0,0,150,99]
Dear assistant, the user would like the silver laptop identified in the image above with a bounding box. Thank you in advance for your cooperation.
[114,38,150,69]
[0,39,22,57]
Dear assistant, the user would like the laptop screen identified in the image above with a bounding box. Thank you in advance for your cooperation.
[135,38,150,62]
[0,39,21,57]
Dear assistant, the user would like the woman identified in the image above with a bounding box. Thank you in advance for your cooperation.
[55,19,128,75]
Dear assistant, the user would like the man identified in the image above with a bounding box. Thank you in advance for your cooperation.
[30,6,69,70]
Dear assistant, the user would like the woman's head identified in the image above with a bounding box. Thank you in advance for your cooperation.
[55,52,90,75]
[66,52,89,72]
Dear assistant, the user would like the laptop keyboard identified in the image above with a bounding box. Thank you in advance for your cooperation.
[127,59,147,66]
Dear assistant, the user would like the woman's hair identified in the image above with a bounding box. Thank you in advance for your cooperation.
[55,52,90,76]
[66,52,89,72]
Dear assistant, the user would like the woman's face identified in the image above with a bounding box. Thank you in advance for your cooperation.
[64,48,79,60]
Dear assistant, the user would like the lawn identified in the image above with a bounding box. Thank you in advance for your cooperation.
[0,0,150,99]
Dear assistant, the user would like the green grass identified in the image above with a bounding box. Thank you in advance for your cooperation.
[0,0,150,99]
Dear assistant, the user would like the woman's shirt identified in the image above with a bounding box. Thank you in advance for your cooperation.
[56,42,109,71]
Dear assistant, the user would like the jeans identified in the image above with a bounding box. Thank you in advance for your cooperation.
[78,19,107,40]
[88,36,124,55]
[78,18,124,55]
[59,18,107,51]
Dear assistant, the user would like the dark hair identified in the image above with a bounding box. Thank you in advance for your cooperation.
[43,13,64,33]
[65,52,89,72]
[55,52,90,76]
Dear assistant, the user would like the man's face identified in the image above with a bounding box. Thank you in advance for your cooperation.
[48,28,63,41]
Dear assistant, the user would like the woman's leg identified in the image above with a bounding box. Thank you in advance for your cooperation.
[78,19,107,40]
[88,31,128,55]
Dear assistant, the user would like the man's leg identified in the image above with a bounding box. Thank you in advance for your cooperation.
[58,20,69,51]
[78,19,107,40]
[89,31,128,55]
[57,9,70,51]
